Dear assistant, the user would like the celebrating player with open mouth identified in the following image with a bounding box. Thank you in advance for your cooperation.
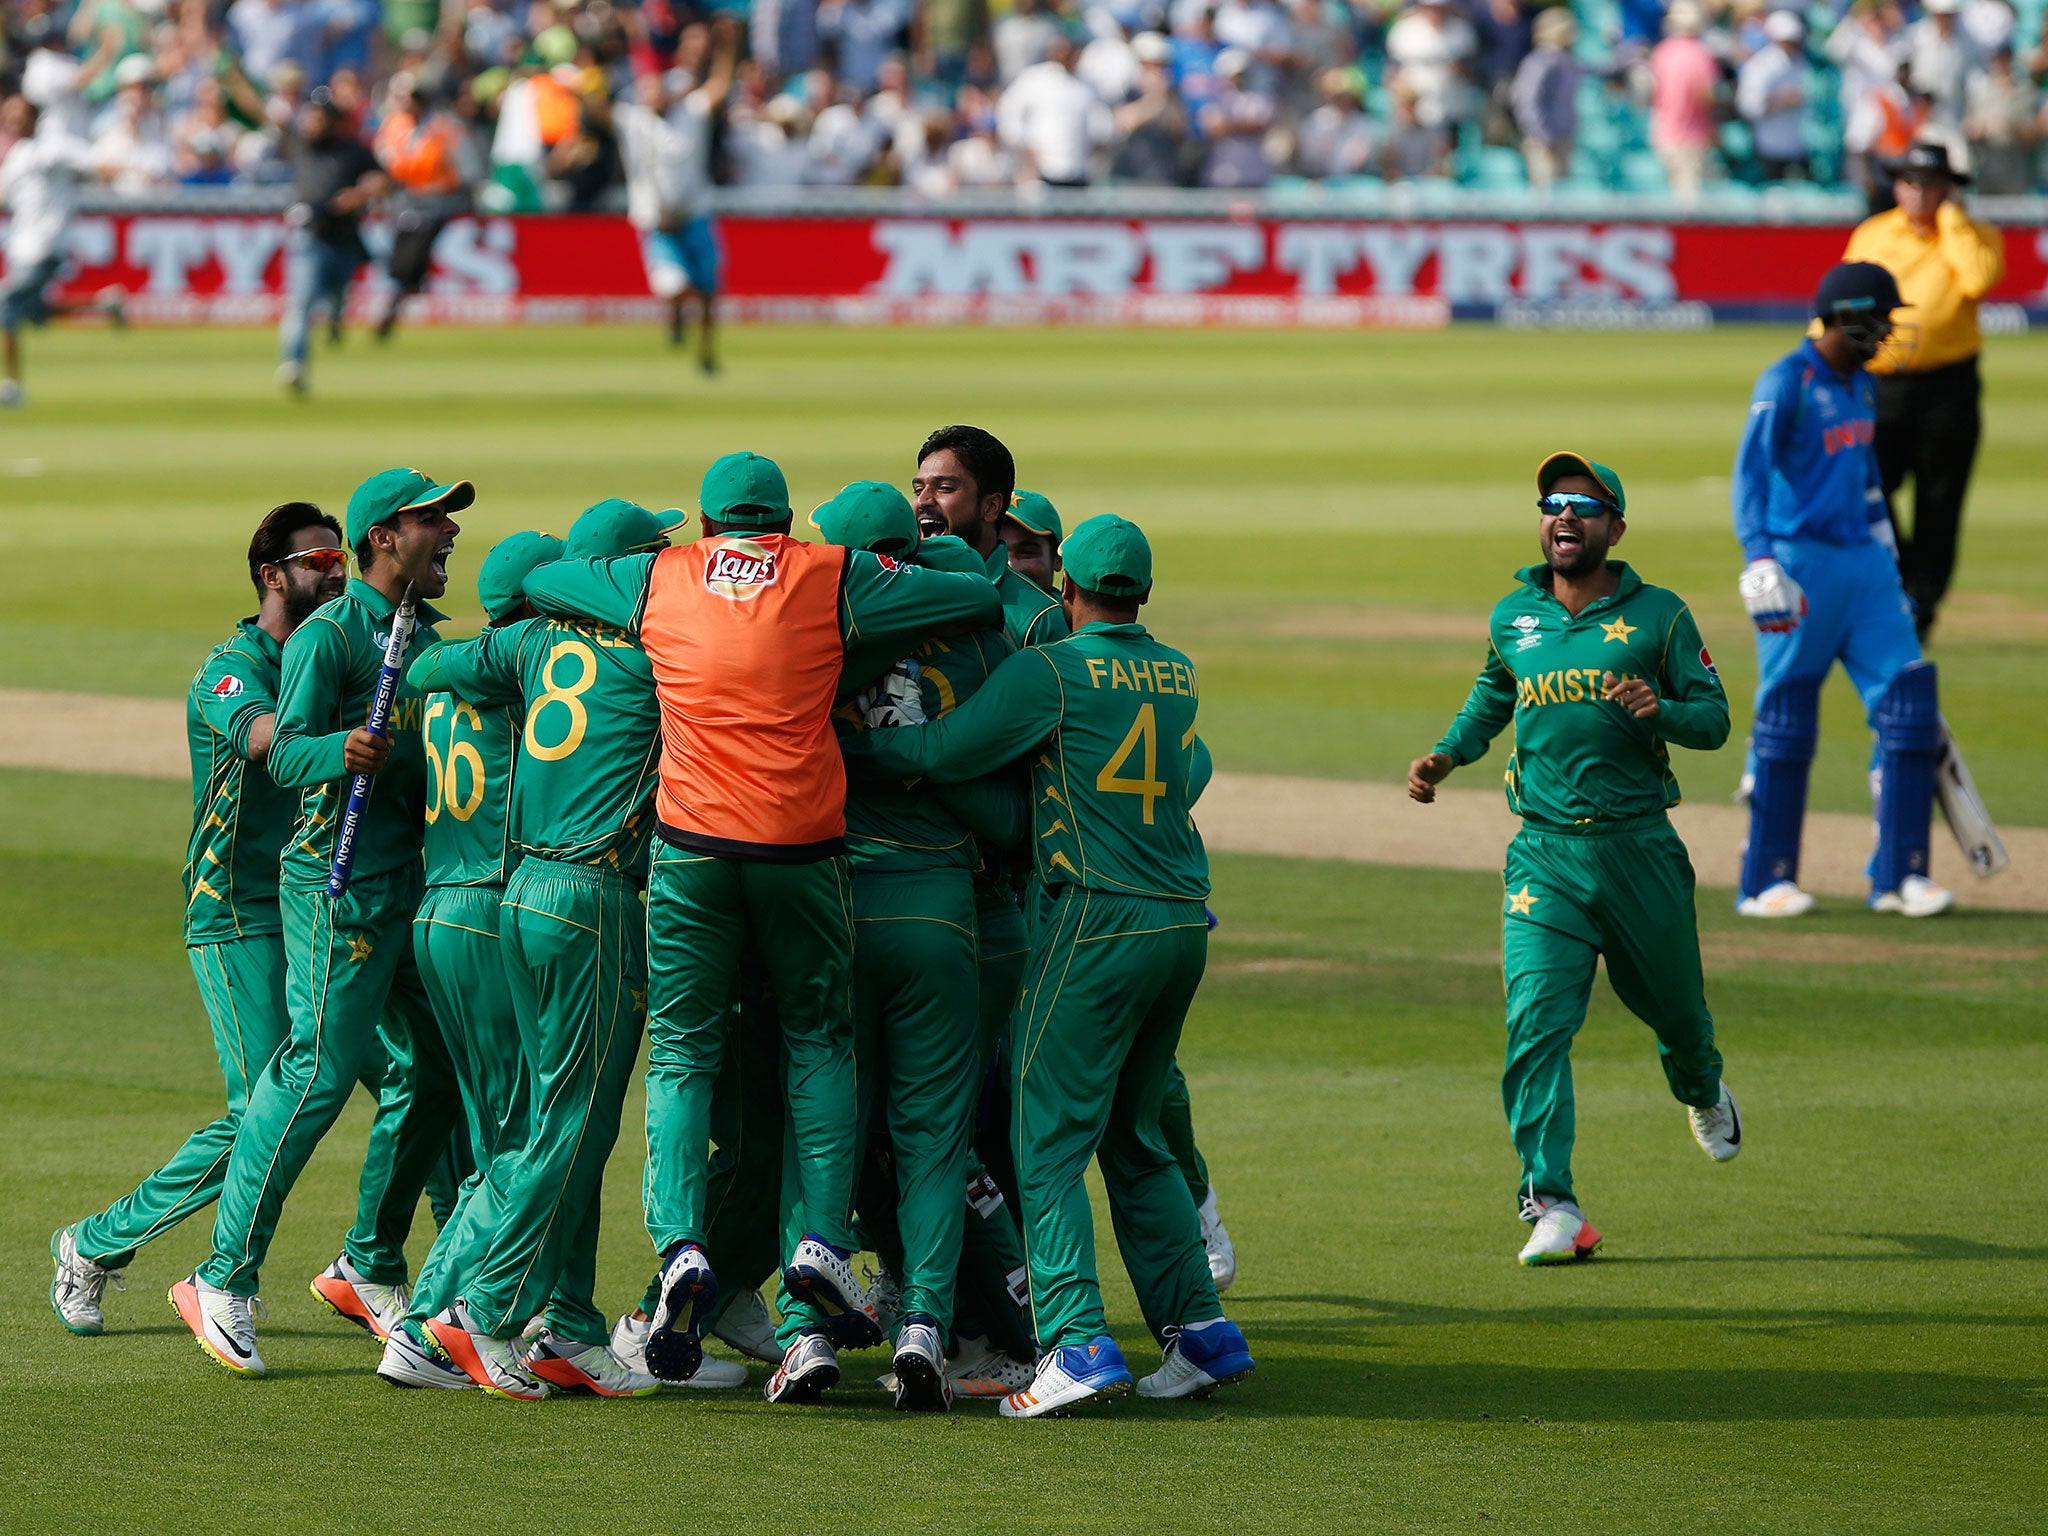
[1409,453,1743,1267]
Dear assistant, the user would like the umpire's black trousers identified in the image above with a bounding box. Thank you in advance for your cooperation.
[1874,355,1981,636]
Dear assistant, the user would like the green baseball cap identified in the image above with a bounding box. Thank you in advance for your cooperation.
[1062,514,1152,598]
[809,481,920,556]
[1536,452,1626,514]
[1004,490,1063,543]
[701,451,792,527]
[475,530,564,622]
[346,467,476,549]
[567,497,685,560]
[912,534,985,575]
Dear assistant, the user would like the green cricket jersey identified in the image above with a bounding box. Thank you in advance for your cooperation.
[1433,562,1731,829]
[849,622,1211,902]
[838,628,1024,876]
[418,685,516,888]
[988,545,1068,651]
[184,619,294,943]
[411,616,661,880]
[267,578,446,892]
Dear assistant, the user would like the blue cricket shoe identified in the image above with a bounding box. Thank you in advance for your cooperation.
[1136,1318,1255,1399]
[998,1334,1135,1419]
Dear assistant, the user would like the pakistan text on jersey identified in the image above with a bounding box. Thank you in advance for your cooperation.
[1516,668,1643,708]
[1082,656,1199,697]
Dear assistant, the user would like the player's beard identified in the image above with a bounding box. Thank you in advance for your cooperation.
[1543,523,1607,580]
[283,570,344,626]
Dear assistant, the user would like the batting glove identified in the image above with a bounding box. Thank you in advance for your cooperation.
[860,660,927,731]
[1738,558,1806,634]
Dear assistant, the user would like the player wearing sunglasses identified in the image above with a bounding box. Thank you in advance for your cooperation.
[51,505,349,1334]
[1406,453,1743,1268]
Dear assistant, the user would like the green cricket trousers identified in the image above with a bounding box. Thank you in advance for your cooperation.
[201,866,463,1294]
[1014,887,1221,1350]
[431,859,647,1342]
[406,881,535,1327]
[643,845,858,1263]
[836,869,981,1337]
[75,937,289,1269]
[1502,816,1724,1210]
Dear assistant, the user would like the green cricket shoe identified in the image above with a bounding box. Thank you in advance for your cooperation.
[50,1226,123,1335]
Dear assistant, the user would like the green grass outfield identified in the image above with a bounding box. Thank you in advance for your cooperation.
[1,326,2044,1530]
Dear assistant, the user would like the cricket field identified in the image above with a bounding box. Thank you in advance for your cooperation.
[0,325,2042,1532]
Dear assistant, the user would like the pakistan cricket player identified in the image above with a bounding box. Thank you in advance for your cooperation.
[392,500,677,1400]
[520,450,1003,1406]
[1408,452,1744,1268]
[813,485,1025,1411]
[173,467,470,1376]
[374,528,564,1391]
[849,513,1255,1421]
[51,505,347,1333]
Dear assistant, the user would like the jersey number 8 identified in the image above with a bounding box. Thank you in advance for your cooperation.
[525,641,597,762]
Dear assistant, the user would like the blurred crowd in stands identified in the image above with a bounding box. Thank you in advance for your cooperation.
[3,0,2046,207]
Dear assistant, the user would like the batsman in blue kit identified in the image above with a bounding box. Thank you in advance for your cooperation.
[1732,262,1952,920]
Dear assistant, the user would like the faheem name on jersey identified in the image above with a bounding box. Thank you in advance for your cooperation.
[1081,655,1199,698]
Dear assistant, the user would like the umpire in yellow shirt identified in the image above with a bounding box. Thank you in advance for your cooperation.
[1843,139,2006,639]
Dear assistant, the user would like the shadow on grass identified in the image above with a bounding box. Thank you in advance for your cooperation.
[1585,1231,2048,1265]
[1235,1291,2048,1346]
[1159,1358,2048,1422]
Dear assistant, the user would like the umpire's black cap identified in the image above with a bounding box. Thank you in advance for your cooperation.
[1887,139,1972,186]
[1814,261,1906,321]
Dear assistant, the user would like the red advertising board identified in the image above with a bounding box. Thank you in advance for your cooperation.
[17,210,2048,325]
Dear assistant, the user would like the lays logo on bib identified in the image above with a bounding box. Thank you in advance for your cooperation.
[703,540,780,601]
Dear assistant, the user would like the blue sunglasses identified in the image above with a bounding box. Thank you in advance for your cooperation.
[1538,492,1619,518]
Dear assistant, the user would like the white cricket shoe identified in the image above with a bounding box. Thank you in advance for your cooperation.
[526,1328,659,1397]
[50,1226,124,1335]
[274,361,305,395]
[1688,1085,1743,1162]
[712,1286,782,1363]
[765,1331,840,1404]
[892,1318,952,1413]
[783,1235,882,1348]
[376,1320,473,1390]
[1517,1197,1603,1267]
[998,1335,1133,1419]
[426,1302,549,1401]
[0,379,22,408]
[1198,1188,1237,1292]
[646,1242,718,1382]
[685,1353,750,1388]
[1136,1318,1255,1400]
[1736,881,1816,919]
[946,1332,1038,1398]
[1871,875,1954,918]
[309,1252,410,1339]
[610,1310,652,1373]
[169,1273,267,1377]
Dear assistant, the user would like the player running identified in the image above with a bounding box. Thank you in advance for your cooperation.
[610,15,736,368]
[520,451,1002,1405]
[0,92,125,408]
[172,468,469,1376]
[850,514,1254,1420]
[50,505,347,1332]
[1733,261,1954,920]
[1409,452,1742,1268]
